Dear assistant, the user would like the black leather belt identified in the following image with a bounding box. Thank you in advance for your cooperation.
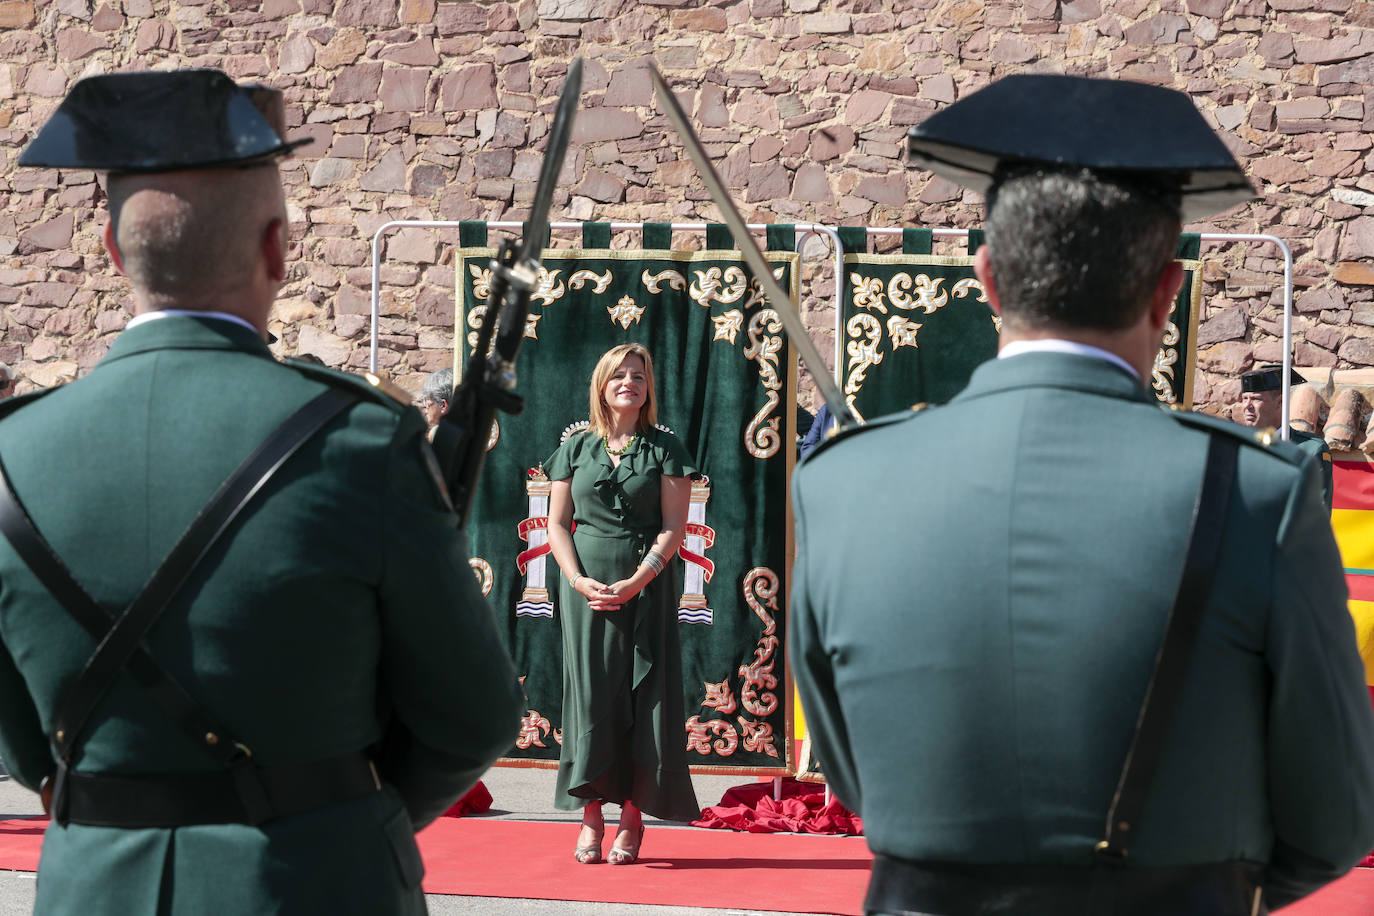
[865,854,1266,916]
[60,751,381,828]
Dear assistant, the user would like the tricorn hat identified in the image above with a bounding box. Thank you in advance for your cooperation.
[906,74,1255,222]
[1241,364,1305,393]
[19,69,311,173]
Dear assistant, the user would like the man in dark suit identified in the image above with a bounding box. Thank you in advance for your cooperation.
[0,70,524,914]
[790,75,1374,915]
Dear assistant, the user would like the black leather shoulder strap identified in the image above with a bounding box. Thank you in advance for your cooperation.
[0,387,357,772]
[1095,434,1240,863]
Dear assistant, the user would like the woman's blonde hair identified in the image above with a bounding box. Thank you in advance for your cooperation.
[587,343,658,437]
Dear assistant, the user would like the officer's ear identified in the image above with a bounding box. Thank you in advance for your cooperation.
[1147,260,1184,334]
[103,221,126,277]
[261,217,287,285]
[972,244,1002,317]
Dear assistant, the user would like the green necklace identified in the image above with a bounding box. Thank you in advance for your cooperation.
[605,434,637,456]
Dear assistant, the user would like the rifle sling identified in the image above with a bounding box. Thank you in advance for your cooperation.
[0,387,356,822]
[1096,434,1239,862]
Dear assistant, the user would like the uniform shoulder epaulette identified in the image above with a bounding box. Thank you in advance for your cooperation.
[0,386,58,422]
[800,404,931,465]
[1165,407,1307,463]
[285,360,413,411]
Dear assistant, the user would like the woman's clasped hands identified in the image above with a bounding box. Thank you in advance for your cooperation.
[576,575,644,612]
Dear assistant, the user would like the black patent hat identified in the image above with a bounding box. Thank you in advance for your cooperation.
[18,69,311,173]
[906,74,1255,222]
[1241,364,1305,393]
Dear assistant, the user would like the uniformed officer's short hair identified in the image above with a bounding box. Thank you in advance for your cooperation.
[984,168,1181,334]
[420,367,454,406]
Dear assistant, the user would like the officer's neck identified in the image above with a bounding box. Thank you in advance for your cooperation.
[997,323,1160,381]
[131,293,271,340]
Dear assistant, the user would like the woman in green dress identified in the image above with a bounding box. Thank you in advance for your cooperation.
[544,343,700,865]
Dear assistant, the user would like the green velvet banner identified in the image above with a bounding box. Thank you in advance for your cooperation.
[456,224,799,773]
[837,232,1204,420]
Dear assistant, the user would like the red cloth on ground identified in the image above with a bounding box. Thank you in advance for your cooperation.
[441,779,492,818]
[691,778,863,835]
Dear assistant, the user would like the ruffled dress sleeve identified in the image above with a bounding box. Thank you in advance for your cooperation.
[650,428,697,479]
[543,434,580,482]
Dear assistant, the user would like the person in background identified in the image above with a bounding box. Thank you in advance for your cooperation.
[799,402,833,459]
[419,367,455,442]
[1237,363,1333,511]
[0,363,16,399]
[791,74,1374,916]
[543,343,700,865]
[0,69,524,915]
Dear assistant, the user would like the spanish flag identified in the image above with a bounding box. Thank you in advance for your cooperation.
[1331,460,1374,704]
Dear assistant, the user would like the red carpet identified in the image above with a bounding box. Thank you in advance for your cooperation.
[1,815,1371,915]
[416,817,871,913]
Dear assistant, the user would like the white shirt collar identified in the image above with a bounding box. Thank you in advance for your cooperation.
[997,338,1140,381]
[125,310,262,337]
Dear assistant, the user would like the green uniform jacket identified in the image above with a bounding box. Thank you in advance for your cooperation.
[1289,427,1333,511]
[790,352,1374,909]
[0,316,524,914]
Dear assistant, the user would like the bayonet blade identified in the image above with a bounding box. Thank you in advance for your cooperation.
[649,63,859,430]
[520,57,583,268]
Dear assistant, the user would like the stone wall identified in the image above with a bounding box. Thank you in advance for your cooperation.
[1,0,1371,411]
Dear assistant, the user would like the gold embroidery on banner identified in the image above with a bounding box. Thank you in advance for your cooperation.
[738,717,778,758]
[468,263,493,301]
[737,567,780,757]
[515,676,563,749]
[852,274,886,313]
[741,267,788,314]
[890,273,948,314]
[740,636,779,717]
[607,295,645,328]
[467,305,539,349]
[952,277,996,333]
[642,269,686,294]
[845,313,884,417]
[743,310,783,459]
[712,309,743,344]
[953,277,987,302]
[466,305,486,350]
[690,266,748,306]
[469,558,493,596]
[702,679,738,715]
[887,315,922,349]
[1153,312,1181,404]
[686,716,739,756]
[560,420,590,445]
[531,267,565,307]
[568,268,612,294]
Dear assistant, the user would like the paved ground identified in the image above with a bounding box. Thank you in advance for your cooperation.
[0,764,823,915]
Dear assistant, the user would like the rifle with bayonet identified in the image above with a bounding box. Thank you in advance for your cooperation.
[437,59,583,527]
